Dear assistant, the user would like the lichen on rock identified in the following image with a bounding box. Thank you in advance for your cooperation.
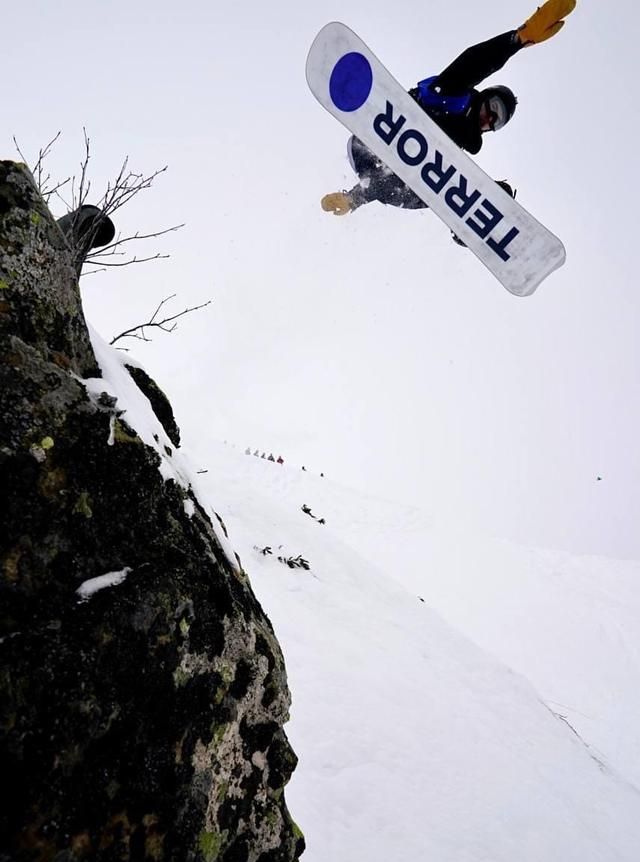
[0,162,304,861]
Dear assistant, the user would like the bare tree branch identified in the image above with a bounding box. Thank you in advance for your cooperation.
[89,253,171,269]
[82,223,185,273]
[13,129,184,277]
[74,127,91,210]
[89,224,185,255]
[13,131,72,201]
[110,295,212,346]
[81,267,108,277]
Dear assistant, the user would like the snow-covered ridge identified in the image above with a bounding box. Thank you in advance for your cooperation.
[190,440,640,862]
[79,325,239,570]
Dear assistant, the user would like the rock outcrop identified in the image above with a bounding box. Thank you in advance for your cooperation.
[0,162,304,862]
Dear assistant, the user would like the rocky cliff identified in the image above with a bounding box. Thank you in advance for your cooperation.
[0,161,304,862]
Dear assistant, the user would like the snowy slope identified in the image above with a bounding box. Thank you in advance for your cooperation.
[188,440,640,862]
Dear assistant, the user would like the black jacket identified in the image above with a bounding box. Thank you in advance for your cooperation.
[348,30,523,209]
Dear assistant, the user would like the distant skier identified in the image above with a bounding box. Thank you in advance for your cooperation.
[321,0,576,217]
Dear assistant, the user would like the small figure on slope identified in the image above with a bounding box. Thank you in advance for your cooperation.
[321,0,576,220]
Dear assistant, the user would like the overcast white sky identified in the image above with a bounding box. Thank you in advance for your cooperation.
[5,0,640,558]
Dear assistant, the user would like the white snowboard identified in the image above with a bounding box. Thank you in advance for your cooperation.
[306,22,566,296]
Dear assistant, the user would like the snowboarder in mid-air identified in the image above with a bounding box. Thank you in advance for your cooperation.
[321,0,576,220]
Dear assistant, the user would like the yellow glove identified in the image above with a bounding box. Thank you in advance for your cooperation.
[321,192,353,216]
[518,0,576,45]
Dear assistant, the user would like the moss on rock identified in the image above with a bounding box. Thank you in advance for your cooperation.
[0,162,303,862]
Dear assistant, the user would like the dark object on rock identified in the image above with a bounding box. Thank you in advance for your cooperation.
[301,506,326,525]
[56,204,116,276]
[0,162,304,862]
[277,555,310,571]
[125,363,181,448]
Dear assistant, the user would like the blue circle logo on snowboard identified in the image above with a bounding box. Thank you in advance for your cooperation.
[329,52,372,112]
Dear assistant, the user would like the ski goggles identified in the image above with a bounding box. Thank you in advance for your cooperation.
[485,96,508,131]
